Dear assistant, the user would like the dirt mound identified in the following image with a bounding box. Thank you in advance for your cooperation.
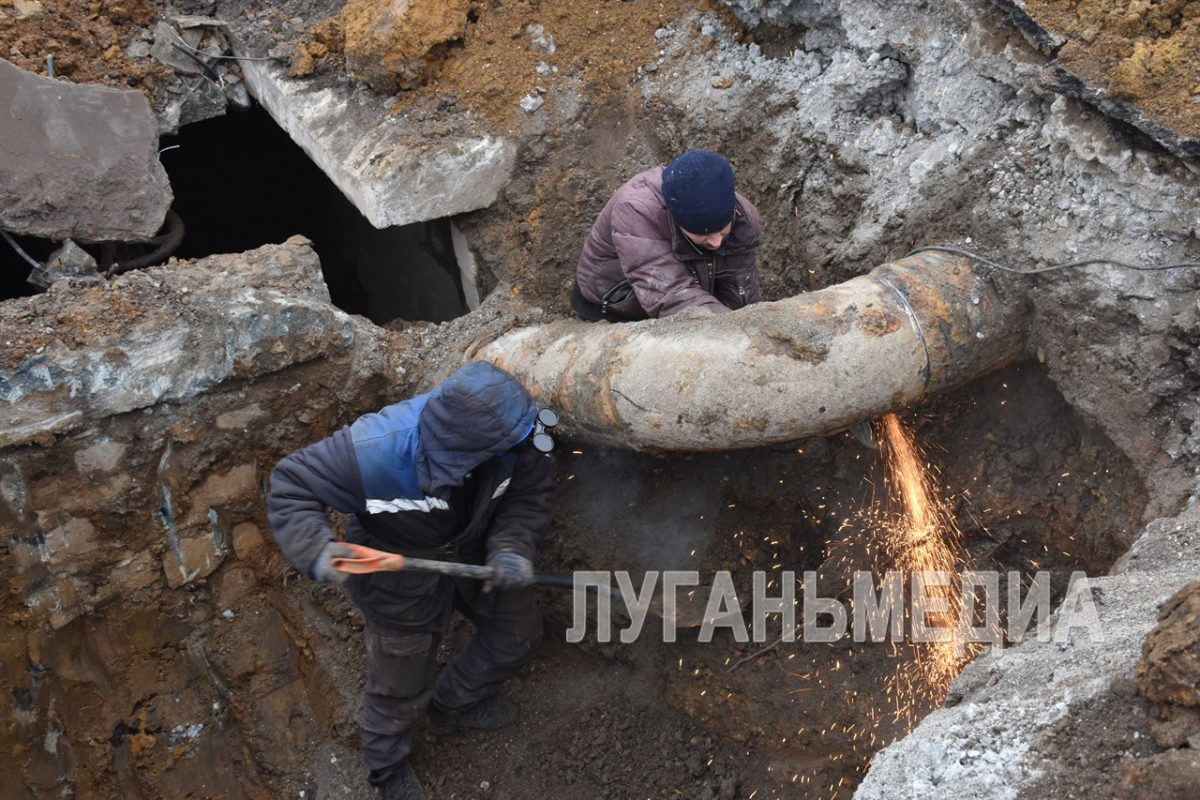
[0,0,170,93]
[1135,580,1200,754]
[339,0,469,93]
[1117,748,1200,800]
[1024,0,1200,140]
[297,0,706,132]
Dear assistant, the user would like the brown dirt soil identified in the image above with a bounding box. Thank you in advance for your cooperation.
[1018,675,1161,800]
[0,0,172,93]
[1024,0,1200,139]
[1117,748,1200,800]
[301,0,727,133]
[338,0,470,92]
[1019,673,1200,800]
[0,280,168,370]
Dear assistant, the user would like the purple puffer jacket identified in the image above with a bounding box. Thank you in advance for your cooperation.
[576,166,762,319]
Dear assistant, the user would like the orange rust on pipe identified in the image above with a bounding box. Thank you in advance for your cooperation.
[873,253,1027,394]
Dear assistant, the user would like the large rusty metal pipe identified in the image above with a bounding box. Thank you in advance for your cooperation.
[477,251,1027,451]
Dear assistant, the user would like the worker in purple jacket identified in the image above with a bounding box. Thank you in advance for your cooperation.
[267,362,555,800]
[573,150,763,321]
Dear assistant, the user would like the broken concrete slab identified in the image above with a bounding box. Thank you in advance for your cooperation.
[151,20,211,76]
[155,72,230,133]
[0,237,361,449]
[149,19,252,132]
[232,46,516,228]
[0,58,173,241]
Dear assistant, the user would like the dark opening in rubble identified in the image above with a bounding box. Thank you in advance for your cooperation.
[0,233,49,301]
[160,105,468,325]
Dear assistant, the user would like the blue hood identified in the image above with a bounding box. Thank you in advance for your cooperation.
[416,362,537,493]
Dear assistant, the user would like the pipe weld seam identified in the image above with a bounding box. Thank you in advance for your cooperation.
[877,276,932,395]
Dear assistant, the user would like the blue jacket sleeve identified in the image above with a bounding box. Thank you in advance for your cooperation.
[266,428,365,578]
[484,447,556,562]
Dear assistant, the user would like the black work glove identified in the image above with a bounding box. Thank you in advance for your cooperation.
[486,550,534,590]
[311,541,356,584]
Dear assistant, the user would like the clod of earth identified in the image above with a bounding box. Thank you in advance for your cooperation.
[1136,580,1200,707]
[339,0,470,94]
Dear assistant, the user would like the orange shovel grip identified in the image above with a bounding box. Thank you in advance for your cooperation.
[329,542,407,574]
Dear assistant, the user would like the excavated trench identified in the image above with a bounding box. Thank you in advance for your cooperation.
[497,361,1148,799]
[0,133,1153,797]
[4,1,1200,798]
[0,344,1150,798]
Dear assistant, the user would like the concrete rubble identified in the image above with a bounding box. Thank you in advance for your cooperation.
[0,237,370,449]
[0,58,172,241]
[26,239,101,289]
[855,501,1200,799]
[149,16,252,131]
[231,49,516,229]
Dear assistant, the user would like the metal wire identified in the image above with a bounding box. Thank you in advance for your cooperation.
[906,245,1200,275]
[1,229,42,270]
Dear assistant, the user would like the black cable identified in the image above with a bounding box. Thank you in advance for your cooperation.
[906,245,1200,275]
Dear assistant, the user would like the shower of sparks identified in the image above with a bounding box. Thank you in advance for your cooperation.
[874,412,976,721]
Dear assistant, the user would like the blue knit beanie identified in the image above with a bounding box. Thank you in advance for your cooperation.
[661,151,736,235]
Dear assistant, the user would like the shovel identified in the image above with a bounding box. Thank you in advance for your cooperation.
[330,542,738,629]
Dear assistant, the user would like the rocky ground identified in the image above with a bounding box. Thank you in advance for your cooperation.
[856,502,1200,800]
[2,0,1199,798]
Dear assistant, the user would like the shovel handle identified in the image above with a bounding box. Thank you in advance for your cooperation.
[330,542,495,579]
[331,545,706,627]
[329,542,406,574]
[329,542,586,590]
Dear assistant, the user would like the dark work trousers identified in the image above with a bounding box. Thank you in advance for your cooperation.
[359,578,543,778]
[570,279,639,323]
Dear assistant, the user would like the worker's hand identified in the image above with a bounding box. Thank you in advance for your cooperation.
[485,550,534,590]
[312,541,356,584]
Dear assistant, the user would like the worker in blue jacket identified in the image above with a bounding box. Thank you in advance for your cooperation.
[267,362,555,800]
